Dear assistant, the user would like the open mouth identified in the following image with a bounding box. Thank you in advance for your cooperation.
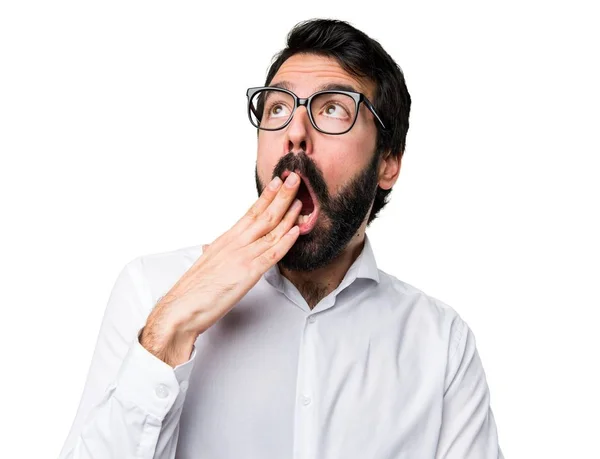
[281,170,320,235]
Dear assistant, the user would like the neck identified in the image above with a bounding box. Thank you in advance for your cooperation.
[279,231,367,309]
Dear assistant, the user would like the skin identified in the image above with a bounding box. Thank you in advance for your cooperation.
[255,53,402,307]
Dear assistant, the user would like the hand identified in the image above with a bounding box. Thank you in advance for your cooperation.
[140,172,303,366]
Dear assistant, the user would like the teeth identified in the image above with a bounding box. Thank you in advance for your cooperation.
[295,213,313,225]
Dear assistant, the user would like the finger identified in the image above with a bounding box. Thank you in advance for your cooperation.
[206,176,286,254]
[238,175,285,227]
[245,198,302,259]
[249,224,300,276]
[238,172,301,245]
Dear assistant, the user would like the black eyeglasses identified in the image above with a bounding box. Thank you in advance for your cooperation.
[246,86,386,135]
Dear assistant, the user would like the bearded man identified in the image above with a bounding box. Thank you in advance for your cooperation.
[59,18,503,459]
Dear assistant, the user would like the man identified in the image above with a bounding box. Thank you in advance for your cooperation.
[58,19,503,459]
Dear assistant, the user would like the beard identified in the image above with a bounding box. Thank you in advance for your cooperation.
[255,150,380,272]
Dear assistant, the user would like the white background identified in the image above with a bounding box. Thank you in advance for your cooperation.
[1,1,598,457]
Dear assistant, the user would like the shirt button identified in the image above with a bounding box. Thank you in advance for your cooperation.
[155,384,170,399]
[301,395,312,406]
[308,316,316,323]
[180,380,189,394]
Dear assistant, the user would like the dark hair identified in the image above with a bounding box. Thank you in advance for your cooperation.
[264,19,411,224]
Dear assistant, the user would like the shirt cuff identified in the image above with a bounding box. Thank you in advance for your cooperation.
[114,327,196,420]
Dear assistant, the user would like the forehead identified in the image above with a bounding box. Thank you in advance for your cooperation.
[270,53,375,100]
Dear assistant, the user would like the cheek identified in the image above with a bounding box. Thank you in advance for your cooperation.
[354,119,379,157]
[323,137,374,194]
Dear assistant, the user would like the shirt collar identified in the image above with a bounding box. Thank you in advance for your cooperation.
[354,233,380,284]
[264,233,380,292]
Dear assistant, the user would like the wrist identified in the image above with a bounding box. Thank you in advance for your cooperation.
[140,317,197,368]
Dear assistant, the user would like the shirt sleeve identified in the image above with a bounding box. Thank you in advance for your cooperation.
[435,316,504,459]
[57,258,197,459]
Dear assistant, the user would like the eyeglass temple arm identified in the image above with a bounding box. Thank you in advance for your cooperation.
[363,98,387,130]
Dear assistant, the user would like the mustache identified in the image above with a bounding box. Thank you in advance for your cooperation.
[271,151,329,204]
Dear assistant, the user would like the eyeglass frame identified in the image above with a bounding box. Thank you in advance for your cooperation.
[246,86,387,135]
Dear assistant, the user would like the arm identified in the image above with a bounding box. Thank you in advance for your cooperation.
[57,260,196,459]
[58,172,304,458]
[435,317,504,459]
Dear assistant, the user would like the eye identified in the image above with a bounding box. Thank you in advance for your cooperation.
[268,102,291,118]
[321,102,350,119]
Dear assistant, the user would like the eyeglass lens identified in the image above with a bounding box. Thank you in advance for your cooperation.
[250,89,357,134]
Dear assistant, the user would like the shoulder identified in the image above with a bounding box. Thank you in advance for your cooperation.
[374,269,469,358]
[122,243,205,306]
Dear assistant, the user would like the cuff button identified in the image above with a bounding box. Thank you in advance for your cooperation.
[155,384,170,399]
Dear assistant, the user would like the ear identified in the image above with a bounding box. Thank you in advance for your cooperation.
[378,151,401,190]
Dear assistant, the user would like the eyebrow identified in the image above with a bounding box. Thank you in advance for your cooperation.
[270,80,362,94]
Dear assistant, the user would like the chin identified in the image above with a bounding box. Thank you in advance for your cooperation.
[279,219,351,272]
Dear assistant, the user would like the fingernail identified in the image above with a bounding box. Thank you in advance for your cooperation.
[269,176,282,190]
[285,172,299,187]
[292,199,302,210]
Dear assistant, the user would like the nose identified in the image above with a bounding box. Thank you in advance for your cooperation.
[285,105,313,155]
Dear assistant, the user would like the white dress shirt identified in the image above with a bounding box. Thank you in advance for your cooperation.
[58,234,503,459]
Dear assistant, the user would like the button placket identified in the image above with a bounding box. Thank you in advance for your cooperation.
[302,315,317,410]
[293,311,321,459]
[303,311,320,459]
